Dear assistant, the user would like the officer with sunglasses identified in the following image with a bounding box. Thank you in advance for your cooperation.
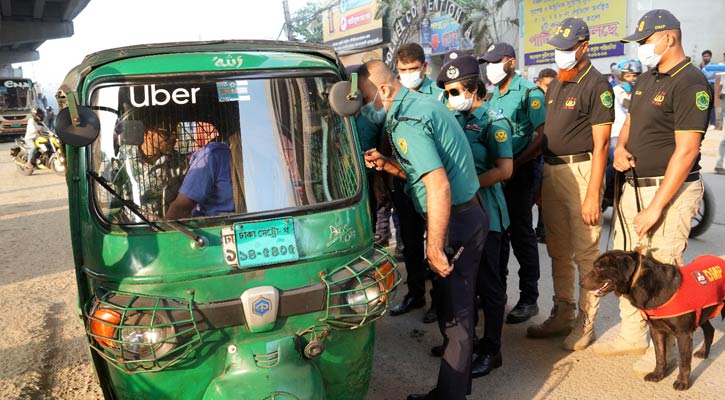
[437,52,514,379]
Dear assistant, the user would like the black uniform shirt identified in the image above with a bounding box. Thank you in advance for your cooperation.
[543,62,614,156]
[626,57,712,177]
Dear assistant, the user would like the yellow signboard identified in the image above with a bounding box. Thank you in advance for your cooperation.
[523,0,626,65]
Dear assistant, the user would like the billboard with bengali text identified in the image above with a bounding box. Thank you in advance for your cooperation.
[427,13,473,55]
[523,0,626,65]
[322,0,383,52]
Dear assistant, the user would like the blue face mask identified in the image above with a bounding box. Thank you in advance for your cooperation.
[620,82,632,93]
[360,91,386,124]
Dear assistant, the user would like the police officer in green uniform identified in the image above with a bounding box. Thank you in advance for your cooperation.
[478,42,547,324]
[389,43,445,320]
[594,9,712,378]
[437,52,514,378]
[526,17,613,352]
[396,42,446,101]
[359,60,487,400]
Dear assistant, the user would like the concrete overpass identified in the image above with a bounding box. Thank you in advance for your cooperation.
[0,0,90,66]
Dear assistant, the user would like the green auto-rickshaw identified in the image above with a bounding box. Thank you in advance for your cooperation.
[54,40,399,399]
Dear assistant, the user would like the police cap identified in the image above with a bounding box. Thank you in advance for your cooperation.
[478,42,516,63]
[436,54,480,88]
[547,17,590,50]
[621,9,680,43]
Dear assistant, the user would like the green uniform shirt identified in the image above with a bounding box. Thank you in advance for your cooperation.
[417,76,447,104]
[456,105,512,232]
[486,73,546,156]
[386,87,479,214]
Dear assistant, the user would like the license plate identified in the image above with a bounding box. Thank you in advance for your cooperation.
[11,123,21,128]
[233,218,299,268]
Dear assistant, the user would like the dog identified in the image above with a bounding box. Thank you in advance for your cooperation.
[581,250,725,391]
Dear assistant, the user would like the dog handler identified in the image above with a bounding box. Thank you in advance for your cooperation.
[593,9,712,376]
[526,17,613,351]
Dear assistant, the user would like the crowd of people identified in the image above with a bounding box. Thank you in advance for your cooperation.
[352,9,713,400]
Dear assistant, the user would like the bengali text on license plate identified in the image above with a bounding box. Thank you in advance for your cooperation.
[233,218,299,268]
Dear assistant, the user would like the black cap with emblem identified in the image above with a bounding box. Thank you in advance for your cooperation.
[547,17,590,50]
[436,54,480,88]
[621,9,680,43]
[478,42,516,63]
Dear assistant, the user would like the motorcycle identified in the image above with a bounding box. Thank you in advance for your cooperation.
[10,131,66,176]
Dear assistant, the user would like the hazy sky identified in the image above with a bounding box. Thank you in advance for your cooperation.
[18,0,312,95]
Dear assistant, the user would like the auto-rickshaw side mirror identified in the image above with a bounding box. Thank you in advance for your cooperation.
[117,120,145,145]
[329,73,362,117]
[55,105,101,147]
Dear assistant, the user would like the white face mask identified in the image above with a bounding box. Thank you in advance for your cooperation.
[448,90,474,111]
[486,61,508,85]
[638,35,668,69]
[399,71,423,89]
[554,48,578,70]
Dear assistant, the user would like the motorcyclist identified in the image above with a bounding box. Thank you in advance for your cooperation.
[603,60,642,210]
[24,107,50,168]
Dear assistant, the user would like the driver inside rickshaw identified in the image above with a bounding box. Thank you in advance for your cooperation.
[165,126,235,219]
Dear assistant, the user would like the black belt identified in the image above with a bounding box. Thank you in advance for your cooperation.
[625,172,700,188]
[543,153,591,165]
[451,195,479,214]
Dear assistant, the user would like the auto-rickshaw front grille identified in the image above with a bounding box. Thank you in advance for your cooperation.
[84,289,202,373]
[320,246,401,329]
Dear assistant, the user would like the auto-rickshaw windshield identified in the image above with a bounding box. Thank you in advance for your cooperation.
[89,73,360,224]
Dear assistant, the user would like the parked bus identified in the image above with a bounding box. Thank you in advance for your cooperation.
[0,77,38,136]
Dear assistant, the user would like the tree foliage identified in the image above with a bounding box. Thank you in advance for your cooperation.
[289,1,326,43]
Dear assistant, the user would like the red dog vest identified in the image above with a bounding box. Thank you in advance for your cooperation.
[640,255,725,327]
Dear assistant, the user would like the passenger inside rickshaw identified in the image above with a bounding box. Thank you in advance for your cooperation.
[90,75,360,225]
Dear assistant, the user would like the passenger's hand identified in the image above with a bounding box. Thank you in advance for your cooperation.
[427,247,453,278]
[363,148,387,171]
[581,194,601,226]
[613,147,635,172]
[633,206,663,239]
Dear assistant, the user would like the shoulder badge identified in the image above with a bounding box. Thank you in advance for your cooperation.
[530,98,542,110]
[696,91,710,111]
[495,130,507,143]
[397,137,408,154]
[600,91,613,108]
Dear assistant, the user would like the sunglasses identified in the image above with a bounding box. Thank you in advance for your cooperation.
[444,88,467,97]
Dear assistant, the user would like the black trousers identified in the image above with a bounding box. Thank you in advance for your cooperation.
[475,231,506,355]
[500,157,540,305]
[432,203,488,399]
[391,178,427,300]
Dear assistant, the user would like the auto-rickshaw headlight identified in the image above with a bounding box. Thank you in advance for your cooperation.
[119,311,176,359]
[84,290,202,373]
[345,275,382,314]
[321,247,401,329]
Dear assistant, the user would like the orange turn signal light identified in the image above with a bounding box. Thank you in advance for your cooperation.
[90,308,121,348]
[374,261,395,302]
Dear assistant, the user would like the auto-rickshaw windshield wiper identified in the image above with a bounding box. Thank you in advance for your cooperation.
[87,171,206,247]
